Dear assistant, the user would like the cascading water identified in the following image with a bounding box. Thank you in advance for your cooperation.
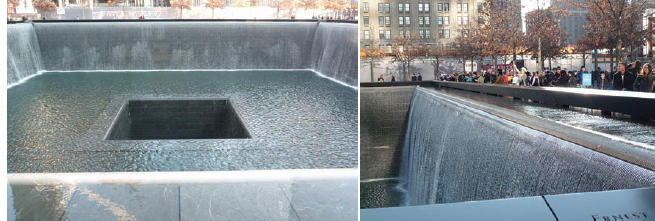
[399,87,655,206]
[7,24,43,86]
[310,22,358,86]
[8,21,357,87]
[34,22,317,71]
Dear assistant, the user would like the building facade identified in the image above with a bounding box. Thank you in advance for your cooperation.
[360,0,520,51]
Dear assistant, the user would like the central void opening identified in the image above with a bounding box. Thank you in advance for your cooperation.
[106,99,250,140]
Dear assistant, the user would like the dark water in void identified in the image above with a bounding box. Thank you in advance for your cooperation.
[435,87,655,146]
[7,71,358,173]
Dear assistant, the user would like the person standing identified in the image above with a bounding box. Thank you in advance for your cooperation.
[633,63,654,92]
[613,63,636,91]
[411,73,417,81]
[417,73,423,81]
[377,74,384,82]
[391,75,396,82]
[592,67,601,89]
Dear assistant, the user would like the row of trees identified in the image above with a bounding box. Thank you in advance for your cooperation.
[362,0,650,81]
[15,0,346,19]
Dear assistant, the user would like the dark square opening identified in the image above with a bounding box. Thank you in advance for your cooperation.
[106,99,251,140]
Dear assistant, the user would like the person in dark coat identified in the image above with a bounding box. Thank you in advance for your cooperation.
[391,75,396,82]
[417,73,423,81]
[598,72,610,90]
[633,63,654,92]
[592,67,601,89]
[411,73,417,81]
[613,63,636,91]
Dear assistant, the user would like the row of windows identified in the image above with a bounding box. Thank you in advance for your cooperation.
[362,2,478,13]
[362,29,450,39]
[363,16,468,26]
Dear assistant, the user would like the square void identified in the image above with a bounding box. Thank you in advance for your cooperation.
[106,99,250,140]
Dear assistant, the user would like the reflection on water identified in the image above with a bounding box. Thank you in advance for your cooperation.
[360,178,406,209]
[435,87,655,146]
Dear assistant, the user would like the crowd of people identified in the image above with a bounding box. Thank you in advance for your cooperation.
[435,61,654,92]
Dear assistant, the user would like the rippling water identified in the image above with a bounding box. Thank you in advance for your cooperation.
[8,71,358,173]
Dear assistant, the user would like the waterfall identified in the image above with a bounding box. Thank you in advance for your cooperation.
[310,22,358,87]
[6,21,357,87]
[400,88,655,206]
[7,24,42,86]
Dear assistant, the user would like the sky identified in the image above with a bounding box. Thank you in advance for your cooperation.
[521,0,552,32]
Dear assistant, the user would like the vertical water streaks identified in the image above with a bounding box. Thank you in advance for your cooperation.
[399,88,655,206]
[7,23,43,85]
[9,22,359,87]
[310,22,358,87]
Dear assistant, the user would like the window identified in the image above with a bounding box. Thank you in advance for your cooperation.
[405,16,410,25]
[398,3,403,12]
[463,3,468,12]
[379,16,384,26]
[399,17,404,25]
[457,16,462,25]
[445,29,450,39]
[444,3,449,11]
[386,16,391,26]
[419,16,424,25]
[438,3,443,11]
[399,30,404,36]
[457,3,461,11]
[444,16,449,25]
[425,3,430,12]
[378,3,383,12]
[379,30,385,39]
[419,4,423,12]
[419,30,424,38]
[364,16,369,25]
[425,16,430,26]
[364,30,370,39]
[385,30,391,39]
[478,17,483,24]
[438,16,443,25]
[463,16,468,25]
[405,3,409,12]
[478,2,483,11]
[385,3,390,12]
[363,2,369,12]
[425,30,430,39]
[439,29,444,38]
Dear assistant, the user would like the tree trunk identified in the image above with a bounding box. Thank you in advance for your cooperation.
[370,59,374,82]
[538,37,542,73]
[609,48,614,72]
[582,51,586,67]
[435,58,440,80]
[593,48,598,71]
[492,55,497,72]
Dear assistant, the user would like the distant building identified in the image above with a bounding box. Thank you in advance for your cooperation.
[551,0,588,46]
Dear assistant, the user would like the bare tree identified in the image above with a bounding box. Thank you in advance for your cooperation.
[576,0,649,65]
[276,0,297,18]
[32,0,57,19]
[361,41,385,82]
[392,33,427,80]
[170,0,191,18]
[478,0,522,71]
[298,0,319,17]
[205,0,225,18]
[525,7,567,72]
